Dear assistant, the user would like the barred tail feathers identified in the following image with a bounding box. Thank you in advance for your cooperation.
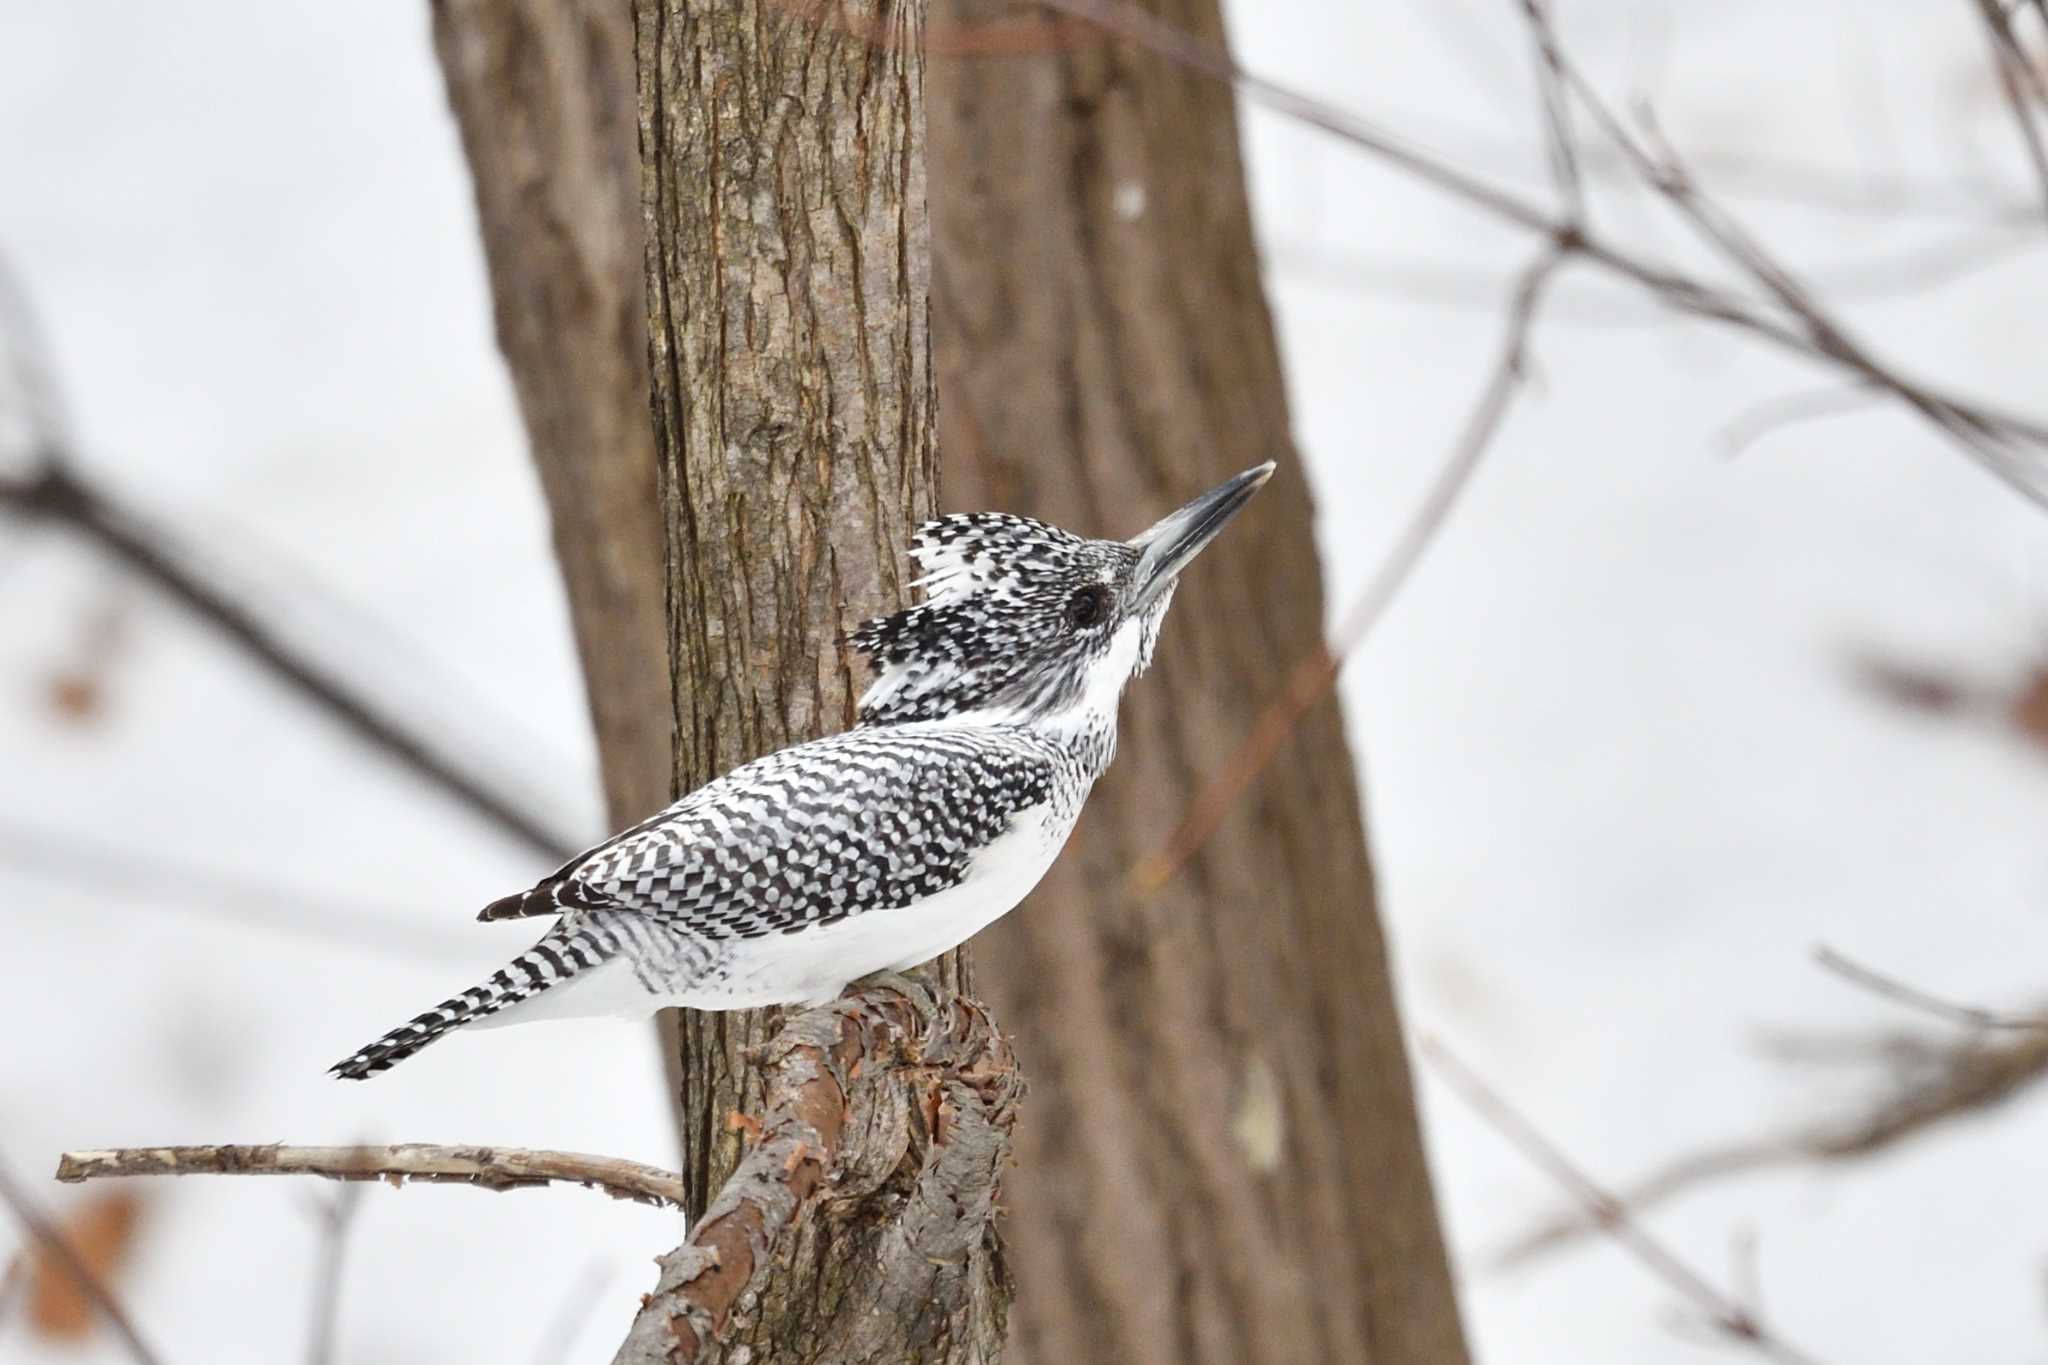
[328,935,610,1080]
[477,882,560,922]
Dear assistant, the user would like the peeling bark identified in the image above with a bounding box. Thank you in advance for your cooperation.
[613,981,1019,1365]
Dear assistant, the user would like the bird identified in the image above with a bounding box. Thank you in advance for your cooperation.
[330,462,1274,1079]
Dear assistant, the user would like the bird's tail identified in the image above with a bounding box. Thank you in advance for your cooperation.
[328,934,610,1080]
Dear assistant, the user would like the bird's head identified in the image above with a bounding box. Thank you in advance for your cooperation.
[851,462,1275,728]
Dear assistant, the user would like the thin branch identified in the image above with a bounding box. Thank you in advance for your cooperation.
[305,1183,363,1365]
[1972,0,2048,220]
[1560,46,2048,506]
[1714,384,1891,456]
[0,1157,166,1365]
[54,1145,686,1212]
[1518,0,1584,221]
[1032,0,2048,474]
[1558,144,2035,223]
[1264,223,2043,319]
[0,460,580,862]
[1814,944,2048,1032]
[1422,1040,1834,1365]
[1130,247,1564,897]
[1494,1019,2048,1263]
[0,253,76,465]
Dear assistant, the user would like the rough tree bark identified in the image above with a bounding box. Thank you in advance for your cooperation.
[630,0,977,1217]
[622,2,1007,1361]
[925,5,1473,1362]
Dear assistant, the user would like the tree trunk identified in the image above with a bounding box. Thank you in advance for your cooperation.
[433,0,1013,1353]
[631,0,976,1222]
[436,4,1006,1359]
[925,6,1472,1363]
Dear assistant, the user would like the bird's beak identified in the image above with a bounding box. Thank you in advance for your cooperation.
[1128,461,1277,607]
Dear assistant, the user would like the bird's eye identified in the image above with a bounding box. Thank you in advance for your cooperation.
[1066,585,1109,629]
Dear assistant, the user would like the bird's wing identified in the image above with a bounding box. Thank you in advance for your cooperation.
[480,726,1059,937]
[474,798,694,922]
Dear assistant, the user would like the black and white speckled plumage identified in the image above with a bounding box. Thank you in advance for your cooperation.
[850,513,1146,726]
[331,465,1271,1079]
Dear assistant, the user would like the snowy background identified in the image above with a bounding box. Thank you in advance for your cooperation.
[3,2,2046,1362]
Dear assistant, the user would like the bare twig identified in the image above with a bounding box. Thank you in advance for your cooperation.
[1129,248,1565,896]
[0,254,76,465]
[1971,0,2048,219]
[1519,0,1584,221]
[1556,145,2034,223]
[1495,1021,2048,1263]
[1266,223,2043,319]
[1815,944,2048,1032]
[305,1183,363,1365]
[1714,384,1891,456]
[0,460,580,862]
[54,1145,686,1211]
[1423,1040,1834,1365]
[1561,48,2048,507]
[0,1157,165,1365]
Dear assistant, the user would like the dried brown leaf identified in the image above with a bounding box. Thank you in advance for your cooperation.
[17,1190,145,1341]
[2008,666,2048,750]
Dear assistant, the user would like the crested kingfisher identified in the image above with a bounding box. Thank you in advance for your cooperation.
[332,463,1274,1078]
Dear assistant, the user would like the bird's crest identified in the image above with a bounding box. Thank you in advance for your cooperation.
[850,513,1123,726]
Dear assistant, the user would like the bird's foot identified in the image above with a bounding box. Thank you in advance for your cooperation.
[844,969,920,998]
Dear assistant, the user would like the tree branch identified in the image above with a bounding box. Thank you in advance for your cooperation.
[0,459,580,863]
[613,980,1020,1365]
[1814,944,2048,1032]
[304,1183,363,1365]
[1518,0,1584,221]
[53,1144,687,1211]
[53,988,1020,1365]
[1423,1041,1834,1365]
[1131,246,1564,897]
[1970,0,2048,220]
[1493,1007,2048,1263]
